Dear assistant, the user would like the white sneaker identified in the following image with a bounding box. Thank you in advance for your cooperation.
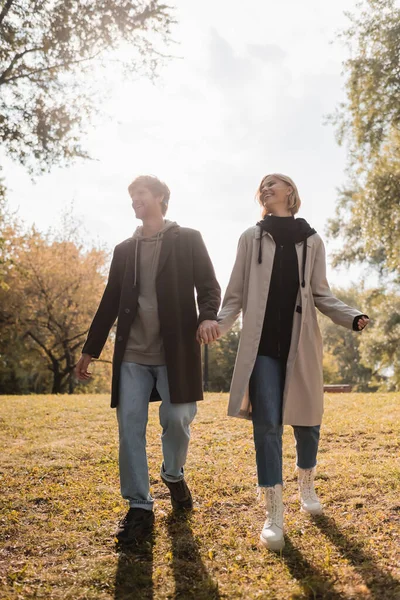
[259,484,285,551]
[298,467,323,515]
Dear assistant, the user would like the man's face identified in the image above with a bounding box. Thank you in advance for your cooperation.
[129,185,163,220]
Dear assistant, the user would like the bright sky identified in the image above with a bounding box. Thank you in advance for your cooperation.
[5,0,366,293]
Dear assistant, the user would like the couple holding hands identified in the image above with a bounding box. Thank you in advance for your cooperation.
[75,173,368,552]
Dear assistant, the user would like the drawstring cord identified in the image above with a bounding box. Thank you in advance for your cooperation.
[133,239,139,287]
[301,241,307,288]
[151,231,162,277]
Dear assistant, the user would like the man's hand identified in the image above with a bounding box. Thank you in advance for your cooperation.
[196,320,220,345]
[75,353,93,381]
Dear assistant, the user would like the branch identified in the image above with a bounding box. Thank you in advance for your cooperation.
[26,330,57,364]
[0,47,45,85]
[0,50,103,86]
[0,0,14,27]
[64,329,90,345]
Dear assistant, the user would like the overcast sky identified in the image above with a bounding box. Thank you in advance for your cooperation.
[4,0,367,292]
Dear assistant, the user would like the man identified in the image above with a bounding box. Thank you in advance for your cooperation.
[75,175,220,545]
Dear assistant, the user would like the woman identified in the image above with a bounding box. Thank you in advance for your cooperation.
[217,174,369,551]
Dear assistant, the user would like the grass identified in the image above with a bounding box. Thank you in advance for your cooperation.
[0,392,399,600]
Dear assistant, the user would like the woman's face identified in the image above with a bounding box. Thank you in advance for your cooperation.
[260,176,292,214]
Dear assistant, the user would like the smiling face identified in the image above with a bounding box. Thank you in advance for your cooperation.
[259,176,293,215]
[129,184,164,220]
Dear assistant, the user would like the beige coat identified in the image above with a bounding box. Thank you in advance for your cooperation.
[218,226,362,426]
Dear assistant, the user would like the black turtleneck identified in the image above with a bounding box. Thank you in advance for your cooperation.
[257,215,316,362]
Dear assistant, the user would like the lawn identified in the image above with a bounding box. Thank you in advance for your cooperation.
[0,392,399,599]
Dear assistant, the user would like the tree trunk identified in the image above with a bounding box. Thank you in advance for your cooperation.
[51,369,63,394]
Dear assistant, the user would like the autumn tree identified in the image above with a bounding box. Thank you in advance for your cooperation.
[359,288,400,390]
[318,287,377,391]
[207,322,240,393]
[0,223,112,393]
[0,0,174,174]
[328,0,400,279]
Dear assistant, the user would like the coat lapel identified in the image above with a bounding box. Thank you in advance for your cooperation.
[157,227,179,277]
[123,238,138,288]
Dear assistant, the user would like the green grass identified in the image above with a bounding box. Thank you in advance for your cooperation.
[0,392,399,599]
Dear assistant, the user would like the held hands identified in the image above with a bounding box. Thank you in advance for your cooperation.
[75,353,93,381]
[196,320,220,345]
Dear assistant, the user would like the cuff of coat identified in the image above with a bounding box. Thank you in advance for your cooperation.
[352,314,369,331]
[81,343,100,359]
[198,312,218,326]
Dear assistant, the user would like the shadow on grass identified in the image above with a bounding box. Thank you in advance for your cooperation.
[114,532,155,600]
[167,511,220,599]
[312,514,400,599]
[282,536,345,600]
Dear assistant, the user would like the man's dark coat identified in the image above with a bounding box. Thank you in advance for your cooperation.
[82,226,221,408]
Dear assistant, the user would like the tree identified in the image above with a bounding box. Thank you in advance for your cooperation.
[328,0,400,279]
[318,287,376,391]
[359,288,400,391]
[207,322,240,392]
[0,223,113,393]
[0,0,174,173]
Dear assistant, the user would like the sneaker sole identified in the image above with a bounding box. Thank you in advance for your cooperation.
[301,506,323,515]
[259,533,285,552]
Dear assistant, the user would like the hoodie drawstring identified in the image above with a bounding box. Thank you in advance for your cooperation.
[151,231,162,276]
[133,239,139,287]
[301,241,307,288]
[258,232,263,264]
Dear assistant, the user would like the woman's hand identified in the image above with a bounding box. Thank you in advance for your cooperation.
[357,316,370,331]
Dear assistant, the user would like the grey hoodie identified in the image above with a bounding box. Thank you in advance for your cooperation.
[123,220,178,365]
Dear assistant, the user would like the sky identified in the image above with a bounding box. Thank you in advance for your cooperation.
[4,0,368,293]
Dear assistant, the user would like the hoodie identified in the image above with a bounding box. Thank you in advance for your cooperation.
[123,220,178,365]
[256,215,316,362]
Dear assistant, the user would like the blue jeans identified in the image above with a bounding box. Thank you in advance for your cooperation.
[250,355,320,487]
[117,362,197,510]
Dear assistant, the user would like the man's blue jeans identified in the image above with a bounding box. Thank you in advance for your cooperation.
[117,362,197,510]
[250,355,320,487]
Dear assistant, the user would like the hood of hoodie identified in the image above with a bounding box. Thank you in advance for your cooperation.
[131,220,179,286]
[132,219,179,241]
[256,215,316,244]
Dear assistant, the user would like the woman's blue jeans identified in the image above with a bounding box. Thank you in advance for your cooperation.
[250,355,320,487]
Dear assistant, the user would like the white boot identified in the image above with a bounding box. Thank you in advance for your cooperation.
[298,467,323,515]
[259,484,285,551]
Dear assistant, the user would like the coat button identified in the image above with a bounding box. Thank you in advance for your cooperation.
[117,335,123,342]
[124,308,130,314]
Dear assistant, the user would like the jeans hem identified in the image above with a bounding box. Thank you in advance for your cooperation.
[257,482,283,488]
[296,463,317,470]
[128,502,154,511]
[160,464,184,484]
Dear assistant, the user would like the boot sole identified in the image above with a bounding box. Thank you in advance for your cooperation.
[171,499,193,511]
[115,527,154,546]
[259,533,285,552]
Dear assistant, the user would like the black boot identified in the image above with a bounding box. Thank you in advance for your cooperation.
[115,508,154,545]
[161,473,193,510]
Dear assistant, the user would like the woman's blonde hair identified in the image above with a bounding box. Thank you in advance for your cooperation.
[256,173,301,217]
